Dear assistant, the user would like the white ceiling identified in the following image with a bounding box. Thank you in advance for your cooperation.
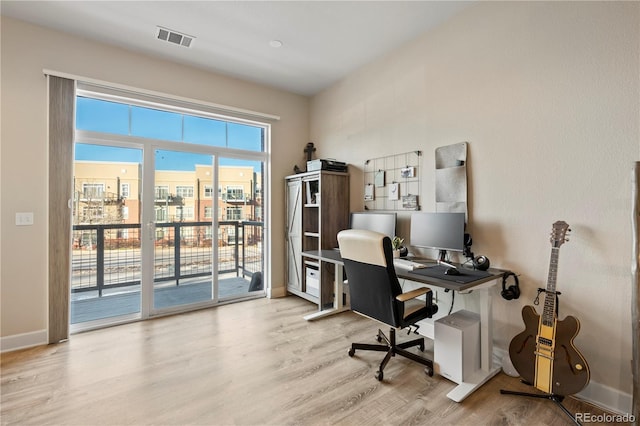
[1,1,472,96]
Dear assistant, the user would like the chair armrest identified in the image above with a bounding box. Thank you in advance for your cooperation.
[396,287,432,302]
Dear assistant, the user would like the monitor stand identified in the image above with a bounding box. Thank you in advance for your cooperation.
[438,250,448,262]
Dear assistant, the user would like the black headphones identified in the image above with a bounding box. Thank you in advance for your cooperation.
[501,271,520,300]
[472,255,490,271]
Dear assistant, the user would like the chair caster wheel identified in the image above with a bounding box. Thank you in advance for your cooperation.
[348,348,355,357]
[424,366,433,377]
[419,343,425,351]
[375,371,383,381]
[376,335,382,342]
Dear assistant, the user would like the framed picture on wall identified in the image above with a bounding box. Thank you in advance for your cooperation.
[400,166,415,178]
[388,183,399,201]
[364,184,374,201]
[402,195,418,210]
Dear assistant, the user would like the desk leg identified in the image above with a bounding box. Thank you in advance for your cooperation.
[445,283,501,402]
[479,286,493,372]
[304,263,349,321]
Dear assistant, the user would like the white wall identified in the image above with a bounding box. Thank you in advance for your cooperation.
[310,1,639,413]
[0,17,308,341]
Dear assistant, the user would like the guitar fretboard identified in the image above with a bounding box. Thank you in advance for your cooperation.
[542,247,559,327]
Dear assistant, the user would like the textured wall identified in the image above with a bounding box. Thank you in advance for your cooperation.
[310,1,639,412]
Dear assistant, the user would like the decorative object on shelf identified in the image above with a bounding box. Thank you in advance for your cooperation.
[364,151,421,211]
[293,142,318,174]
[304,142,316,161]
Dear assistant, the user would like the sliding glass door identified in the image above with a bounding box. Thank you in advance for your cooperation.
[217,157,265,299]
[152,149,216,310]
[149,151,266,312]
[71,144,144,325]
[71,87,269,330]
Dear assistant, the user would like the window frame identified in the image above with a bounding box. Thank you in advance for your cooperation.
[120,183,130,198]
[72,81,273,319]
[76,84,271,153]
[176,185,194,198]
[82,183,105,200]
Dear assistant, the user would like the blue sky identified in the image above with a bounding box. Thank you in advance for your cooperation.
[75,96,263,171]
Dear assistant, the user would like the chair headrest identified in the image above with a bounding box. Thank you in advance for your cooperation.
[337,229,388,267]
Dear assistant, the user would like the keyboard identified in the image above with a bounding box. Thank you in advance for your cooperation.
[393,258,428,270]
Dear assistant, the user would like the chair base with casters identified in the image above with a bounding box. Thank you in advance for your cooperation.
[348,327,433,381]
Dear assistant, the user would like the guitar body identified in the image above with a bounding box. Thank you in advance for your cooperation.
[509,305,590,396]
[508,306,540,386]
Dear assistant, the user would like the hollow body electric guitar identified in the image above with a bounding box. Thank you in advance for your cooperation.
[508,221,590,396]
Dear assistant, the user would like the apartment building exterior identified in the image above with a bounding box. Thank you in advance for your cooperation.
[73,160,262,246]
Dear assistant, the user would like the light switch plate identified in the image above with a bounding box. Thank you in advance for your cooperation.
[16,212,34,226]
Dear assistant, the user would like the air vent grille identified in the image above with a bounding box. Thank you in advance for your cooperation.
[156,26,194,48]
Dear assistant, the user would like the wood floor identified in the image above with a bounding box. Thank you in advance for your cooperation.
[1,296,614,425]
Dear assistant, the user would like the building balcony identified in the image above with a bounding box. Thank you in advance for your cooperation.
[71,220,264,324]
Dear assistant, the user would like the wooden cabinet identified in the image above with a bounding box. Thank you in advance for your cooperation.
[285,171,349,306]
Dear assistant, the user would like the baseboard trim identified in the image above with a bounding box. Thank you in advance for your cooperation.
[268,285,287,298]
[1,329,48,353]
[495,347,632,415]
[575,380,633,416]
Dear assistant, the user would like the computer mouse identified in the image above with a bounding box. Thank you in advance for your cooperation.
[445,267,461,276]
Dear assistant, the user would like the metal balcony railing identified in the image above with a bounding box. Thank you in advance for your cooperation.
[72,221,263,296]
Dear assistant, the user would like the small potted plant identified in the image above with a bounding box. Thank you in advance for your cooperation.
[392,236,404,258]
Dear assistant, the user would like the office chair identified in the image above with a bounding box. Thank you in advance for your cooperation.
[337,229,439,381]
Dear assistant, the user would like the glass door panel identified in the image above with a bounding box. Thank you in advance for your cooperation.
[70,144,143,325]
[218,157,265,299]
[153,149,216,310]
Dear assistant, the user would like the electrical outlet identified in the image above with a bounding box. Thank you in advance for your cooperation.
[16,212,34,226]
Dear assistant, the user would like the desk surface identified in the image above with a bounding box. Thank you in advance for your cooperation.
[301,249,505,292]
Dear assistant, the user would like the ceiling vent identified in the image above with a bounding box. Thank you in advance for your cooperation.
[156,26,194,48]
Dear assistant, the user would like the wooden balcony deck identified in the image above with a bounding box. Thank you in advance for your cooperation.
[71,275,256,324]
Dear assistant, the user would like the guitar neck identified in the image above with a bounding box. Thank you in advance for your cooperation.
[542,247,560,326]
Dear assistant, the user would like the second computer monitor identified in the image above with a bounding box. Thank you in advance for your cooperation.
[410,212,465,257]
[349,212,397,239]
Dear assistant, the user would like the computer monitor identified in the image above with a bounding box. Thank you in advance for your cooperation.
[410,212,465,261]
[349,212,397,239]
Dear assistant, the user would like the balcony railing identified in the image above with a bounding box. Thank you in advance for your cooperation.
[72,221,263,297]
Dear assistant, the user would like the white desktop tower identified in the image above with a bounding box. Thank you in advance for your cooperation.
[434,310,480,384]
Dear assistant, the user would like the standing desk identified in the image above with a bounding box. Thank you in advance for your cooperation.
[301,249,505,402]
[300,249,350,320]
